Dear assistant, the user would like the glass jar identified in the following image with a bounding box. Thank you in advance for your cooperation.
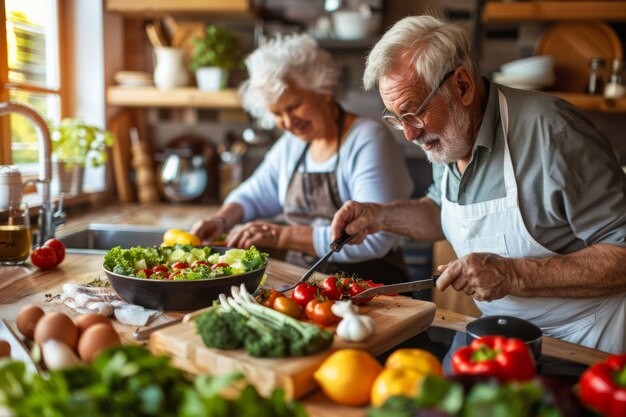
[604,58,625,99]
[586,57,606,95]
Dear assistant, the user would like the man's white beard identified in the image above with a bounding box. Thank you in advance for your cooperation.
[413,95,472,164]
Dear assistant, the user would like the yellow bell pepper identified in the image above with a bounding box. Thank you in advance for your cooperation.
[385,348,443,376]
[162,229,201,247]
[370,367,426,407]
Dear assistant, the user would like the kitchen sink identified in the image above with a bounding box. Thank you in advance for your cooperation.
[58,223,170,254]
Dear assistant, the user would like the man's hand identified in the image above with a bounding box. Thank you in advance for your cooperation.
[226,221,284,249]
[436,253,518,301]
[331,201,386,244]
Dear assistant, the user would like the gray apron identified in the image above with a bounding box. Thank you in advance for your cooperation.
[283,107,409,285]
[441,90,625,354]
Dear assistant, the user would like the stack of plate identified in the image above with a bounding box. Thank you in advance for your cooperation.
[114,71,153,87]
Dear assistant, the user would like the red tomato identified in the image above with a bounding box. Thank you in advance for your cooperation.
[211,262,230,270]
[171,262,189,270]
[305,299,320,320]
[260,289,285,308]
[273,297,302,319]
[320,276,342,300]
[312,300,340,326]
[43,239,65,265]
[291,283,319,307]
[192,260,210,268]
[138,268,154,278]
[153,265,169,273]
[151,270,170,280]
[347,281,373,304]
[31,247,58,270]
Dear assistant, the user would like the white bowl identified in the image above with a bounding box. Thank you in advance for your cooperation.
[493,71,555,90]
[500,55,555,78]
[331,10,373,40]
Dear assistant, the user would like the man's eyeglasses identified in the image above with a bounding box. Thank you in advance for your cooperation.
[382,70,455,131]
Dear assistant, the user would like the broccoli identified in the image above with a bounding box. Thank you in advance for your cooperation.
[195,285,333,358]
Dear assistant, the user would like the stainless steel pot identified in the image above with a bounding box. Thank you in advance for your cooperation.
[160,150,207,202]
[466,315,543,359]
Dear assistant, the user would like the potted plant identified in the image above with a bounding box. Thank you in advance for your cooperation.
[189,25,243,91]
[49,118,113,195]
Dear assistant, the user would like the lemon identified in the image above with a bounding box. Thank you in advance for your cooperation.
[313,348,382,406]
[370,367,426,407]
[385,348,443,376]
[162,229,201,247]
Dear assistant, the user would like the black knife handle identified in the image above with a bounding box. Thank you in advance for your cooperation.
[432,274,441,285]
[330,232,351,252]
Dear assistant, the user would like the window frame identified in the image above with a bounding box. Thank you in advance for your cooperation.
[0,0,67,169]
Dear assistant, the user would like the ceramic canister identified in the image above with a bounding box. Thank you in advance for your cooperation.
[0,165,23,210]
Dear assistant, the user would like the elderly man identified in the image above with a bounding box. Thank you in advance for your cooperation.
[331,15,626,353]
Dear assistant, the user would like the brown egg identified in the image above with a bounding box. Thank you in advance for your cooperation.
[78,323,121,363]
[33,312,79,350]
[0,340,10,357]
[75,313,111,336]
[16,305,45,339]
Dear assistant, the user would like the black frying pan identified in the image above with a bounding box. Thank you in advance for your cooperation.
[466,315,543,360]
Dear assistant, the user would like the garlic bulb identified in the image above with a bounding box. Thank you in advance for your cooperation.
[332,300,376,342]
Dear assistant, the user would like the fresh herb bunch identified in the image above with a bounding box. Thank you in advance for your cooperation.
[196,284,334,358]
[188,25,243,72]
[49,118,114,170]
[0,345,307,417]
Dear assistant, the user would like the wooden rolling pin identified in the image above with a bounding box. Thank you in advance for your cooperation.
[130,127,160,204]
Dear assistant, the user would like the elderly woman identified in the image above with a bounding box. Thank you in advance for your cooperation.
[191,33,413,284]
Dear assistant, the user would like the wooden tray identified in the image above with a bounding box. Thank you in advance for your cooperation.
[536,22,623,93]
[149,296,436,399]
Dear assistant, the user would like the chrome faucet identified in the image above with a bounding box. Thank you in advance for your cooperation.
[0,101,63,246]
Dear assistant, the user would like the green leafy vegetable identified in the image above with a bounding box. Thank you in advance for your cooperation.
[0,345,306,417]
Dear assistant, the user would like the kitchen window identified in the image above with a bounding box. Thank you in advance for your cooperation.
[0,0,64,176]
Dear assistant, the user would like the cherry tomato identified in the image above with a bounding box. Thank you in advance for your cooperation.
[347,281,373,304]
[273,297,302,319]
[305,299,320,320]
[291,283,319,307]
[260,289,285,308]
[192,260,210,268]
[211,262,230,270]
[320,276,342,300]
[43,238,65,265]
[138,268,154,278]
[171,262,189,270]
[30,247,58,270]
[153,265,169,273]
[312,300,339,326]
[151,270,170,280]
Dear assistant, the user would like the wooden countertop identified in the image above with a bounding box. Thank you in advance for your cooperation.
[0,203,611,416]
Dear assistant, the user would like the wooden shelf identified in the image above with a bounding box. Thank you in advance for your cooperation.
[107,86,241,109]
[105,0,253,16]
[549,92,626,112]
[482,1,626,23]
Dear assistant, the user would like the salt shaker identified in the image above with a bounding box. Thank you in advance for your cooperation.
[604,58,625,99]
[586,57,605,95]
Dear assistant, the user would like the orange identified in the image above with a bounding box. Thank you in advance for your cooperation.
[313,349,382,406]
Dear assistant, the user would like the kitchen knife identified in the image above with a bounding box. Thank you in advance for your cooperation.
[351,274,441,301]
[0,319,40,374]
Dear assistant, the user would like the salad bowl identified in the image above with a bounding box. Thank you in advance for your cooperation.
[103,246,268,311]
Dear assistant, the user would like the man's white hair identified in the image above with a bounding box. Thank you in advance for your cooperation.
[363,15,480,91]
[239,33,339,129]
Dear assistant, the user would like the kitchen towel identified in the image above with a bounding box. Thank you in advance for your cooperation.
[61,283,159,326]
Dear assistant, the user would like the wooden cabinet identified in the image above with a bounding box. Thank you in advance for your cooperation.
[480,1,626,112]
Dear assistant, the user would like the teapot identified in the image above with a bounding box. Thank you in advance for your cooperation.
[0,165,24,210]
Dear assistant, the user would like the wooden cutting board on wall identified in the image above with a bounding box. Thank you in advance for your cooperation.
[150,296,436,400]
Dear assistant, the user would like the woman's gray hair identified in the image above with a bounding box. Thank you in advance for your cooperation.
[239,33,339,129]
[363,15,480,91]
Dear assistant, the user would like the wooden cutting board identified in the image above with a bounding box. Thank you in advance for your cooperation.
[149,295,436,399]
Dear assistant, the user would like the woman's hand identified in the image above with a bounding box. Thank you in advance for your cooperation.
[331,200,386,245]
[190,218,224,246]
[227,221,285,249]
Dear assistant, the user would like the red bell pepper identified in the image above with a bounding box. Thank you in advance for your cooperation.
[580,354,626,417]
[451,335,536,382]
